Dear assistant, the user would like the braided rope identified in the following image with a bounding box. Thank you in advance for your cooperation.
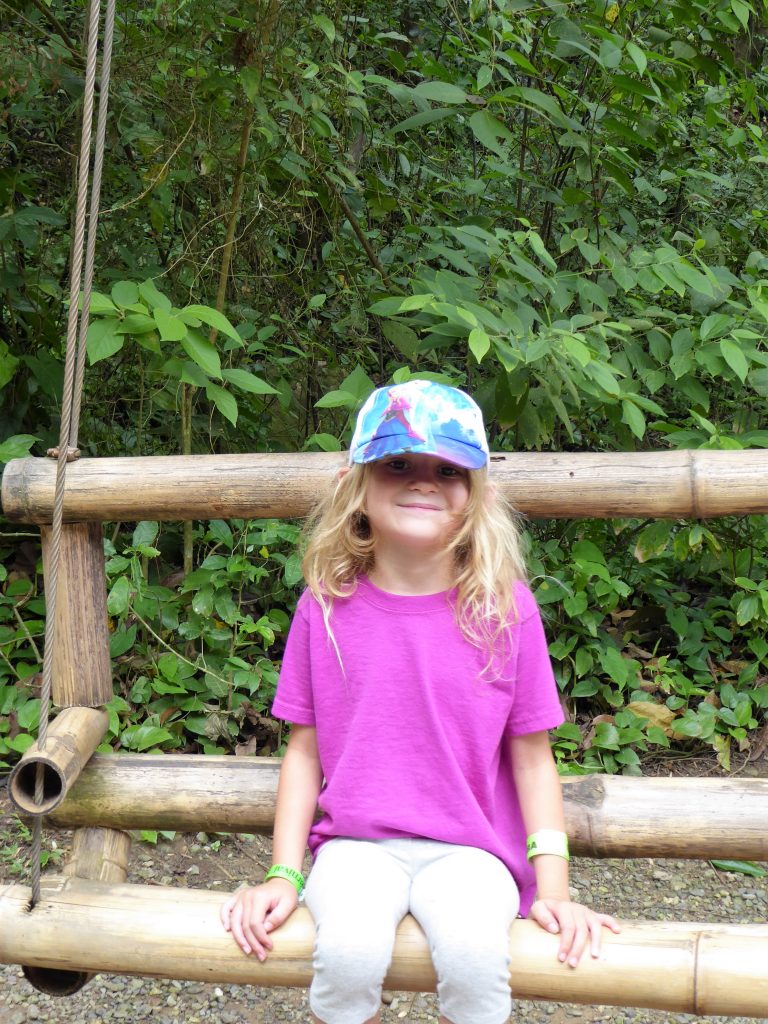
[30,0,114,908]
[71,0,116,451]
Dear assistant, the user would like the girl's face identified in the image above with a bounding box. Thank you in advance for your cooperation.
[363,453,470,553]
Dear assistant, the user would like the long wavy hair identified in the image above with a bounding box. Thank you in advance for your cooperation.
[301,462,527,655]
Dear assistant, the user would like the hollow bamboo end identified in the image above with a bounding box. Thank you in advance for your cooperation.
[22,965,92,997]
[8,759,66,816]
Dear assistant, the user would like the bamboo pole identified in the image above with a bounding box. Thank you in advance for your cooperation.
[8,707,108,816]
[47,754,768,860]
[4,450,768,524]
[64,827,132,883]
[1,878,767,1015]
[22,827,132,996]
[40,522,112,707]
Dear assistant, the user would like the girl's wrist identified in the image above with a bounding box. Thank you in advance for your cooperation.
[264,863,305,894]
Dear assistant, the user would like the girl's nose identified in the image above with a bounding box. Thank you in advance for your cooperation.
[409,467,438,489]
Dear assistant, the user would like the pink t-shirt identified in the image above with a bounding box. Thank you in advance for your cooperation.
[272,577,564,915]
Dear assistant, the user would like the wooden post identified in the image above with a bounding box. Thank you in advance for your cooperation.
[8,707,108,815]
[2,878,768,1015]
[4,450,768,523]
[40,522,112,708]
[21,828,132,996]
[47,754,768,861]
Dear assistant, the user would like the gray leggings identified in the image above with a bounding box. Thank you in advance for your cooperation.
[303,837,520,1024]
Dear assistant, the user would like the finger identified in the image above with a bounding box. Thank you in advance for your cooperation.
[242,917,273,961]
[530,901,560,935]
[556,914,577,964]
[589,913,622,956]
[228,903,252,956]
[219,894,236,930]
[565,918,589,968]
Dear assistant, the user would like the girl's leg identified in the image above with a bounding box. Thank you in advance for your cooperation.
[304,839,410,1024]
[409,844,520,1024]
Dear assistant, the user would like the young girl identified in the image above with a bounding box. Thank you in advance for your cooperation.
[221,380,619,1024]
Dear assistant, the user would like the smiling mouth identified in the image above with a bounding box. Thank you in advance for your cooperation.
[398,503,443,511]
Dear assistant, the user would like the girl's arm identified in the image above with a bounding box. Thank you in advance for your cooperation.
[221,723,323,959]
[509,730,620,967]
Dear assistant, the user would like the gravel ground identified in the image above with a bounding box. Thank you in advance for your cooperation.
[2,778,767,1024]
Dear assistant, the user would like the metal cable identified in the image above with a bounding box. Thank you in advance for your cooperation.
[30,0,105,909]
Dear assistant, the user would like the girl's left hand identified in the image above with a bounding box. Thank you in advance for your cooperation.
[529,898,621,968]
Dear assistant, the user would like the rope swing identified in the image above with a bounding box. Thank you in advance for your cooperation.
[30,0,116,908]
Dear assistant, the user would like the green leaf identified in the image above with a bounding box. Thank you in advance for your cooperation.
[111,281,140,307]
[154,309,188,342]
[180,305,242,344]
[719,338,749,382]
[206,383,238,425]
[730,0,751,31]
[118,314,158,336]
[305,433,341,452]
[107,576,132,616]
[392,108,457,133]
[88,291,117,314]
[634,521,673,562]
[626,41,647,75]
[675,261,715,297]
[221,368,278,394]
[180,330,221,379]
[468,328,491,363]
[138,279,172,312]
[621,399,646,439]
[413,81,467,104]
[87,319,124,363]
[710,859,767,878]
[584,361,621,398]
[312,13,335,41]
[121,724,174,751]
[700,313,733,341]
[469,110,514,156]
[382,321,420,359]
[477,65,493,91]
[315,389,357,409]
[17,699,41,731]
[591,721,621,750]
[132,521,159,548]
[502,86,573,131]
[0,434,38,462]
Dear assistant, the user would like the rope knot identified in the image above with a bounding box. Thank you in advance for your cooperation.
[46,446,81,462]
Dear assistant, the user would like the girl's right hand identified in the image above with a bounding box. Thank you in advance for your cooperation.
[220,878,299,960]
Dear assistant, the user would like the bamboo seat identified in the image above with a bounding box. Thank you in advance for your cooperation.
[2,451,767,1015]
[2,878,768,1016]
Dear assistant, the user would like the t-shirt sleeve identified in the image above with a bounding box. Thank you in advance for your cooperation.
[505,583,565,737]
[271,591,317,726]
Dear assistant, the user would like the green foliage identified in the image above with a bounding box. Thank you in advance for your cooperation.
[101,517,299,754]
[1,0,767,773]
[540,513,768,774]
[0,816,63,875]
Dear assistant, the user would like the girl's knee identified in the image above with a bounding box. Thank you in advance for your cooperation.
[313,923,394,990]
[432,936,512,1024]
[311,926,393,1024]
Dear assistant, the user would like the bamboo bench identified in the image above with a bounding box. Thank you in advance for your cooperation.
[2,451,768,1016]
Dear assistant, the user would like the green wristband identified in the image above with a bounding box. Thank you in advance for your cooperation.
[264,864,305,894]
[526,830,570,861]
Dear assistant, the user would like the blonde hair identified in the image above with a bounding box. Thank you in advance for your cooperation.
[302,462,527,655]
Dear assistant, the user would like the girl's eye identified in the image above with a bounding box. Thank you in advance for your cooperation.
[438,464,463,478]
[387,459,409,471]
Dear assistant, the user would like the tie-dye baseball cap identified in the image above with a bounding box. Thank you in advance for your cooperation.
[349,380,489,469]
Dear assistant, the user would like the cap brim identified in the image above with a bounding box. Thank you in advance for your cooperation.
[352,433,487,470]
